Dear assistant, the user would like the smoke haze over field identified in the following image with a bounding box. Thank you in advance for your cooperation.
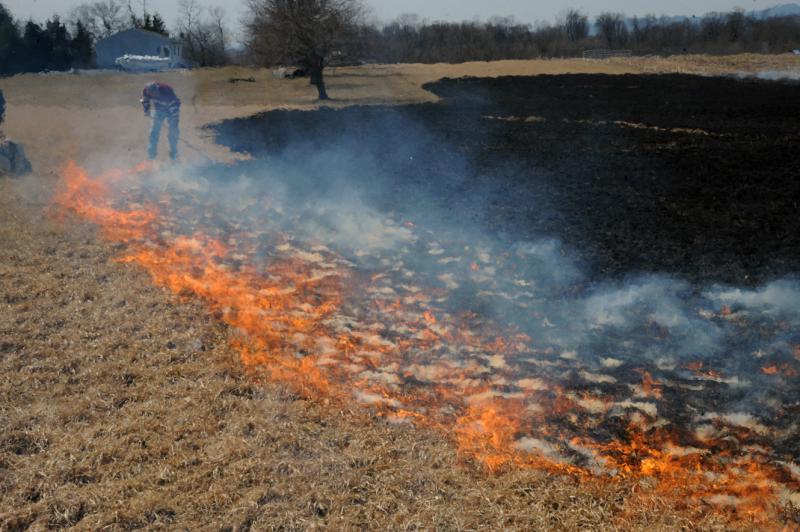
[43,67,800,522]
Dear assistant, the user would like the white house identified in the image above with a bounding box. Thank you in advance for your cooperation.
[95,29,187,70]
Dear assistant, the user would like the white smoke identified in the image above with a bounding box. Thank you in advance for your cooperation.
[727,70,800,82]
[705,280,800,315]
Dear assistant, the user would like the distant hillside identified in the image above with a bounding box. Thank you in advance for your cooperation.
[612,4,800,34]
[751,3,800,18]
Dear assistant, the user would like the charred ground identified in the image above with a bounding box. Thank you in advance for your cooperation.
[212,73,800,285]
[3,67,799,529]
[0,181,732,531]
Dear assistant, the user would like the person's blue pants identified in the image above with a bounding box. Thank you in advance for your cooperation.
[148,108,180,160]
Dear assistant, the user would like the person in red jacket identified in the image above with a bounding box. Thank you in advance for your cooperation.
[141,81,181,160]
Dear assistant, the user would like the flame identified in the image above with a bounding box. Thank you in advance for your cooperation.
[638,370,663,399]
[50,160,799,526]
[52,161,158,241]
[762,364,798,378]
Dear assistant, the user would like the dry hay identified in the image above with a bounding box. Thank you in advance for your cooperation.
[2,56,790,529]
[0,177,741,531]
[607,52,800,76]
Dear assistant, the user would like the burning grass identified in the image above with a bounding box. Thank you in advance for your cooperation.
[0,173,746,531]
[4,60,800,529]
[15,156,795,528]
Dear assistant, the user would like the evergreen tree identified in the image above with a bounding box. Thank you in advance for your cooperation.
[71,20,94,68]
[46,16,72,70]
[149,13,168,36]
[137,12,169,36]
[0,3,22,74]
[22,21,51,72]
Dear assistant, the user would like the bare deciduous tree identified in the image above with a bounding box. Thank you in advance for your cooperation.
[177,0,229,66]
[68,0,127,39]
[701,12,725,42]
[726,8,746,43]
[245,0,365,100]
[562,9,588,42]
[595,12,628,48]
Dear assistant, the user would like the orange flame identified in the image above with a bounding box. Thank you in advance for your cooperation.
[50,160,799,526]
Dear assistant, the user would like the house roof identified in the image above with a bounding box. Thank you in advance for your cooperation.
[97,28,179,45]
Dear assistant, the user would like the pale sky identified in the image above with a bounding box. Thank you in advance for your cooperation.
[4,0,781,32]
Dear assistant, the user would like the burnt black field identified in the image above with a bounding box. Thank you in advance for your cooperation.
[210,73,800,285]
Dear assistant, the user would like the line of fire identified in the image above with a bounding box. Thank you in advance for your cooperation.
[3,3,800,526]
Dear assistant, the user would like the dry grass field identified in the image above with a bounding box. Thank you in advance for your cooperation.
[3,54,797,173]
[1,56,798,530]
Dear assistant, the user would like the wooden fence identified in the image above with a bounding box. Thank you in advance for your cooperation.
[582,49,633,60]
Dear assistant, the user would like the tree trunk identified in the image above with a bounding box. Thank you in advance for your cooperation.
[309,56,329,100]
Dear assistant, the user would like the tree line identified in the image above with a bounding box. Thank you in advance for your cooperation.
[70,0,233,67]
[0,4,93,74]
[2,0,800,78]
[240,0,800,100]
[352,8,800,64]
[0,0,171,74]
[0,0,230,75]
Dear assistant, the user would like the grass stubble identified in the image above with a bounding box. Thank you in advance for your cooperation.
[0,176,739,531]
[3,55,791,529]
